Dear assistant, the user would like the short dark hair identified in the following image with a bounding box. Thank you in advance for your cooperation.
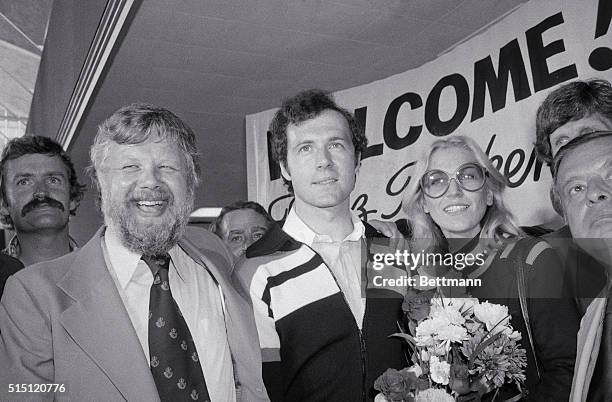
[535,79,612,164]
[0,135,86,228]
[552,130,612,179]
[268,89,368,192]
[211,200,275,237]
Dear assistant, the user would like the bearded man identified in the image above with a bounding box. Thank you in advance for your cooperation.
[0,104,269,401]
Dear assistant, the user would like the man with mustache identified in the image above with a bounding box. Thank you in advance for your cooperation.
[235,89,404,401]
[0,104,268,401]
[0,136,85,294]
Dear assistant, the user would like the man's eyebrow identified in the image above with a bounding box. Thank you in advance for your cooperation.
[46,171,68,177]
[13,171,67,177]
[228,230,245,235]
[12,173,34,178]
[558,174,583,187]
[293,139,314,147]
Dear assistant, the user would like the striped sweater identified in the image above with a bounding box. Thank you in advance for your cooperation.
[234,223,405,402]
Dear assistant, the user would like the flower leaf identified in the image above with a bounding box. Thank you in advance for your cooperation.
[390,332,417,347]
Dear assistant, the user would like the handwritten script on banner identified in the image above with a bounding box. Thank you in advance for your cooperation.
[246,0,612,226]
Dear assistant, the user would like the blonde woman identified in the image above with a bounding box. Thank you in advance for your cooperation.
[402,136,578,400]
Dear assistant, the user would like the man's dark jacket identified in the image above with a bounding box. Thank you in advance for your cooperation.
[234,223,405,402]
[0,253,23,298]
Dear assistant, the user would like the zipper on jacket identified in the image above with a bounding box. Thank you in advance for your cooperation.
[359,300,369,402]
[304,243,368,400]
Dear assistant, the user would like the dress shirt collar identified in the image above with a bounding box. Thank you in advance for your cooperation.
[283,207,365,246]
[103,226,185,288]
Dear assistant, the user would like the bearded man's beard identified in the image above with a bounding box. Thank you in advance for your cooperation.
[102,189,194,256]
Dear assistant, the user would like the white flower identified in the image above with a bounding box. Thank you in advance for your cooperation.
[435,307,466,326]
[417,315,451,335]
[436,324,468,343]
[374,394,389,402]
[416,388,454,402]
[429,356,450,385]
[473,301,509,331]
[415,315,450,346]
[421,350,429,361]
[508,330,522,340]
[489,324,514,337]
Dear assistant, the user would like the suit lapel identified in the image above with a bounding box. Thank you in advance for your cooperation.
[57,227,159,401]
[179,236,263,391]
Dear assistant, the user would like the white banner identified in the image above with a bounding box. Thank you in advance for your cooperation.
[246,0,612,226]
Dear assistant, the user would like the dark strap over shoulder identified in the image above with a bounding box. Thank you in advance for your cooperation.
[499,237,552,382]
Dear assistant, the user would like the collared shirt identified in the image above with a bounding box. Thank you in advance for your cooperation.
[3,234,78,259]
[283,208,366,328]
[102,228,236,402]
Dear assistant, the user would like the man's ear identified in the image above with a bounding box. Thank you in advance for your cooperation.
[486,189,493,206]
[0,191,10,213]
[550,185,565,218]
[69,198,79,215]
[280,162,291,182]
[0,200,8,217]
[0,198,13,227]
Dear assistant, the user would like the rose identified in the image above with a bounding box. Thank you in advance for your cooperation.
[374,368,417,402]
[403,289,434,322]
[429,356,451,385]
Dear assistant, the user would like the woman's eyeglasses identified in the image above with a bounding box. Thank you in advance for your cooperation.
[420,162,488,199]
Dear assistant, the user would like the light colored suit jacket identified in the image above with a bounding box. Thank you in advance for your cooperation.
[0,226,269,402]
[570,296,606,401]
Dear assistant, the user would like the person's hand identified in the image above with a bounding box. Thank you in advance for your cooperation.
[369,219,409,255]
[369,219,401,238]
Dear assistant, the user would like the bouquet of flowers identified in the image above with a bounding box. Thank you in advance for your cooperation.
[375,291,527,402]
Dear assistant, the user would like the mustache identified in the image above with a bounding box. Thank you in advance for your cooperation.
[21,197,65,217]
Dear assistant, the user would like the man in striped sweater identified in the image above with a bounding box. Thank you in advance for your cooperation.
[235,89,405,401]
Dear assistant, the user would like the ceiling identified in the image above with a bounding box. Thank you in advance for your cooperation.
[30,0,529,242]
[0,0,51,144]
[110,0,528,117]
